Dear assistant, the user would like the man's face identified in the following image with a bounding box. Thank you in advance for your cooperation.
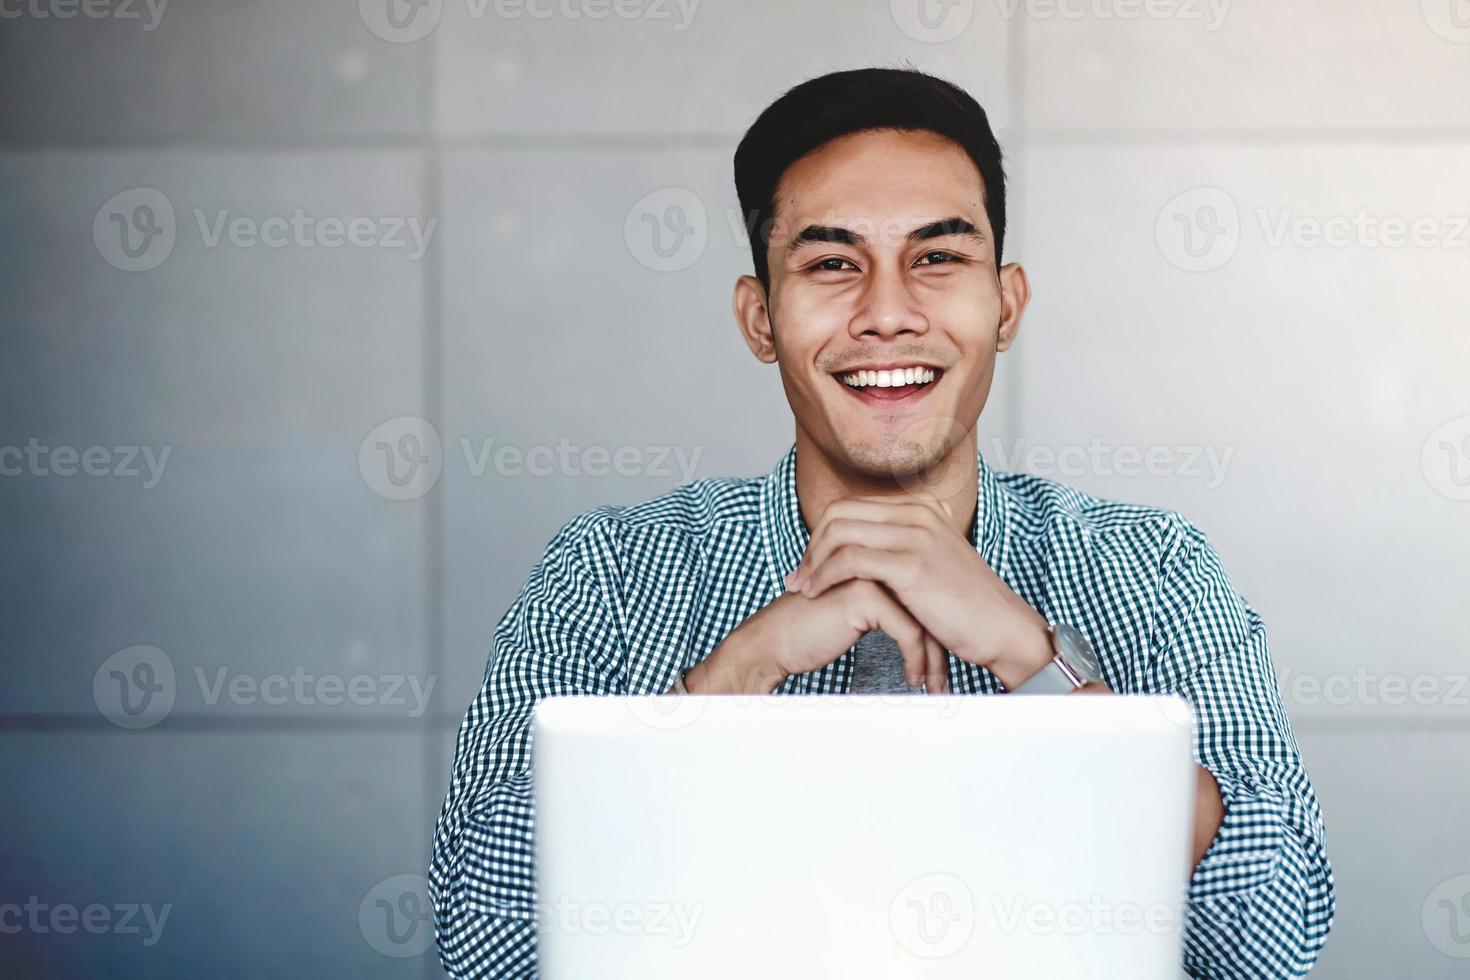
[736,128,1025,481]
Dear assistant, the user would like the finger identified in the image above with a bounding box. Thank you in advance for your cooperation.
[866,591,931,690]
[802,544,921,599]
[852,492,953,524]
[924,631,949,694]
[789,518,916,590]
[807,498,939,548]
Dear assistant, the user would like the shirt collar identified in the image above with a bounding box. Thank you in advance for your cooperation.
[758,442,1007,600]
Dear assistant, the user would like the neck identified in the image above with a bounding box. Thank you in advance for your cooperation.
[793,424,980,541]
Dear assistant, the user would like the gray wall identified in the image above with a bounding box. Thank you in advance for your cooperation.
[2,1,1468,977]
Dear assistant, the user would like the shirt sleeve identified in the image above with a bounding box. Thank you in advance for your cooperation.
[430,513,627,979]
[1147,517,1336,979]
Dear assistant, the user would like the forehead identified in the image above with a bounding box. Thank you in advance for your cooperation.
[769,129,988,243]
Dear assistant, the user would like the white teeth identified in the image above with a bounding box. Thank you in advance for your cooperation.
[839,367,938,388]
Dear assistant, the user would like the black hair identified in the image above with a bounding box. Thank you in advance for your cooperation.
[733,66,1007,292]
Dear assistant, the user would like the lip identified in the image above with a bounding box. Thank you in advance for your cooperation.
[832,366,944,406]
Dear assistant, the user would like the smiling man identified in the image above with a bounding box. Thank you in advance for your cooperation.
[431,67,1334,979]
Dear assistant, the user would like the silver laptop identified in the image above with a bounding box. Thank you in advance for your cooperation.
[532,693,1196,979]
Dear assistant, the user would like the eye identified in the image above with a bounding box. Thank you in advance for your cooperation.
[810,256,858,273]
[915,250,963,267]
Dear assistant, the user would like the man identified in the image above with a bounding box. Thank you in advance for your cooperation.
[430,67,1334,979]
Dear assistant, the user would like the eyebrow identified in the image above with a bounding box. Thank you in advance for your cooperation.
[787,216,985,253]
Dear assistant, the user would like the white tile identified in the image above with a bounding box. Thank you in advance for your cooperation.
[0,0,424,140]
[0,731,438,977]
[0,151,434,718]
[1295,728,1470,979]
[1008,143,1470,692]
[436,0,1013,136]
[1022,0,1470,131]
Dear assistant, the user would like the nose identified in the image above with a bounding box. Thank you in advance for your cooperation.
[848,259,928,341]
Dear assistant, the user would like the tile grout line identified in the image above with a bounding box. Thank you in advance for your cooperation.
[1002,4,1028,451]
[6,128,1470,155]
[422,29,447,980]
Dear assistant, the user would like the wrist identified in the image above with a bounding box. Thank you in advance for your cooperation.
[685,632,786,695]
[989,612,1055,691]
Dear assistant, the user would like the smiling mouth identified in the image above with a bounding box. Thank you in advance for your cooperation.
[833,365,943,403]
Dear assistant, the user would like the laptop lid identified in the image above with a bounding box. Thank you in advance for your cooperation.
[533,693,1196,980]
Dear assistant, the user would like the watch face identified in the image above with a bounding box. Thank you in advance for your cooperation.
[1054,624,1104,683]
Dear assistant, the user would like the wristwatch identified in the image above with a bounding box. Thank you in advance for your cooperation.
[1009,623,1104,694]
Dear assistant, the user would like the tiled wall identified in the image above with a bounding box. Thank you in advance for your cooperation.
[2,2,1467,977]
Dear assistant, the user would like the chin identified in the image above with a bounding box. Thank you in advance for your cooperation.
[839,436,950,480]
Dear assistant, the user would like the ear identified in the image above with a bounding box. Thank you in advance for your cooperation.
[995,262,1032,353]
[733,275,778,364]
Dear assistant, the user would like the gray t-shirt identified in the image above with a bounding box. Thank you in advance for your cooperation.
[849,629,924,694]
